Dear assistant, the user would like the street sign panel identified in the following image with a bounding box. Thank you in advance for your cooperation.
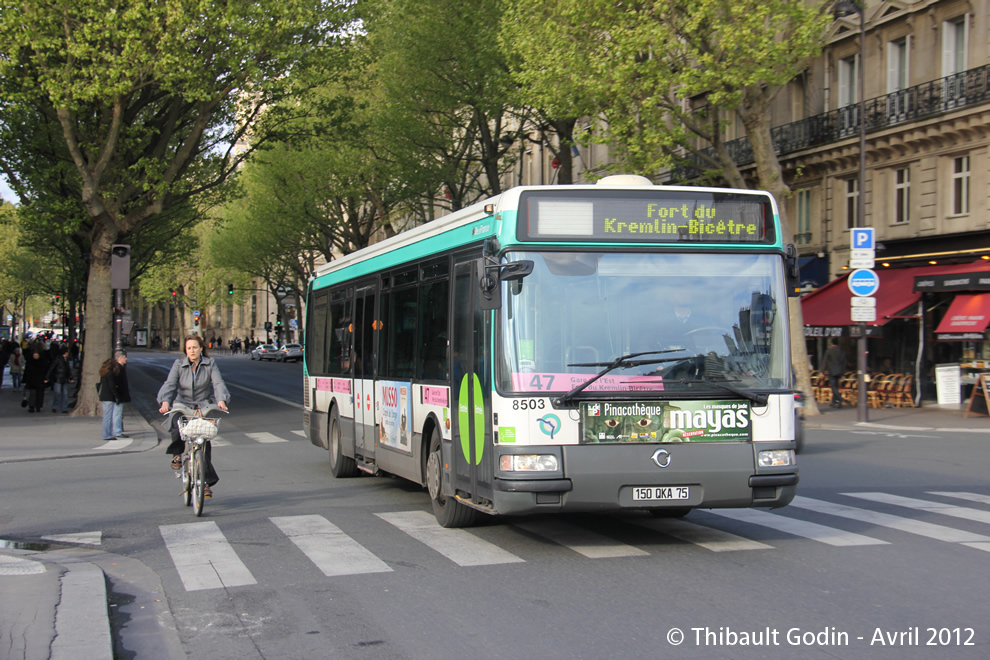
[851,307,877,322]
[851,297,877,307]
[851,249,875,260]
[849,258,876,269]
[851,227,875,250]
[848,269,880,297]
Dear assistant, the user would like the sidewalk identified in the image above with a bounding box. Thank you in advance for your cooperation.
[0,378,165,660]
[801,398,990,432]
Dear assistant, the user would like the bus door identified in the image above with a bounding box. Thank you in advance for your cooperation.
[352,283,378,460]
[451,257,494,504]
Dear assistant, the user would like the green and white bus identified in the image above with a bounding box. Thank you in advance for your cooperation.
[304,175,800,527]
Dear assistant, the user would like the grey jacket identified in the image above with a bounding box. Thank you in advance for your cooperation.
[157,355,231,407]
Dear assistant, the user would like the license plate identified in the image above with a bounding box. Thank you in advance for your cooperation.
[632,486,689,501]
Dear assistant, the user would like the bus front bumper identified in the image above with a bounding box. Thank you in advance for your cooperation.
[491,442,797,516]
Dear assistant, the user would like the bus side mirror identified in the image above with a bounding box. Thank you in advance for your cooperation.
[480,260,534,311]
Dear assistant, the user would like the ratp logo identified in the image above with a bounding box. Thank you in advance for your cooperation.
[587,404,601,417]
[537,414,561,440]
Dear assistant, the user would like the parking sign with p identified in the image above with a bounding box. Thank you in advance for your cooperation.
[851,228,875,250]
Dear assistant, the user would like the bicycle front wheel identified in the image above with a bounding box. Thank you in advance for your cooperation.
[192,448,206,516]
[182,454,192,506]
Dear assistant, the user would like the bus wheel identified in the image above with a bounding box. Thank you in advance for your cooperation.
[329,413,358,478]
[648,508,691,518]
[426,430,477,528]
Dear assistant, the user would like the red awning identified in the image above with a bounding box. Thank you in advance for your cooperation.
[802,262,990,327]
[935,294,990,339]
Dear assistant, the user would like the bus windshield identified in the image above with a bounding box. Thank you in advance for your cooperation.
[497,251,790,396]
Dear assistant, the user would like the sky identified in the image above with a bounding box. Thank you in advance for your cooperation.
[0,174,18,205]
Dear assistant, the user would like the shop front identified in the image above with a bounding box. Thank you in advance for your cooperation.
[802,262,990,404]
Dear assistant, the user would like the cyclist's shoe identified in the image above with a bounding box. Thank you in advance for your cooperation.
[204,486,212,498]
[171,455,182,470]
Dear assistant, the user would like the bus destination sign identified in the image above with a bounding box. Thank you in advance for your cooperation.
[518,190,774,245]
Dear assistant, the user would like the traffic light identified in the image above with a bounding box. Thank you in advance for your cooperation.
[193,310,201,323]
[276,314,282,326]
[227,283,234,295]
[171,290,178,298]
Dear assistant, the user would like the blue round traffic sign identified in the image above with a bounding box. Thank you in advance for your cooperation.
[847,269,879,297]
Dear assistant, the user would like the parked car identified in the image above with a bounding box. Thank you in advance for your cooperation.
[252,344,279,361]
[277,343,303,362]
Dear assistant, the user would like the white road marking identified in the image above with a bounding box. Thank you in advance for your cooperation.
[291,430,307,437]
[514,519,649,558]
[246,432,288,444]
[791,496,990,543]
[845,492,990,526]
[271,515,392,577]
[632,517,773,552]
[375,511,525,566]
[929,491,990,506]
[42,531,102,546]
[160,522,257,591]
[708,508,887,546]
[94,438,132,450]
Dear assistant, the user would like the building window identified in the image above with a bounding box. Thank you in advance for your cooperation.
[887,38,910,119]
[838,55,859,107]
[942,17,968,77]
[952,155,970,215]
[894,167,910,224]
[845,178,859,229]
[251,294,257,328]
[796,189,812,244]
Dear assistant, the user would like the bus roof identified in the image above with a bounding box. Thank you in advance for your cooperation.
[310,181,780,288]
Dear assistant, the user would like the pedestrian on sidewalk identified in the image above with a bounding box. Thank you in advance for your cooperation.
[0,340,11,390]
[821,338,848,408]
[9,346,23,390]
[98,352,129,440]
[22,349,48,413]
[46,345,74,413]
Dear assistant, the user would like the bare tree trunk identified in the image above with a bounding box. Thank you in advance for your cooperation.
[75,232,115,416]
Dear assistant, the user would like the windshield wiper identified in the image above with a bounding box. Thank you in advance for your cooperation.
[669,378,770,406]
[554,350,687,407]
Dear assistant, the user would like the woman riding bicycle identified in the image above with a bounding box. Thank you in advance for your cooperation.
[157,335,230,498]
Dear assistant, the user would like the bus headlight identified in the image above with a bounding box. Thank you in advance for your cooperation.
[758,450,795,467]
[500,454,559,472]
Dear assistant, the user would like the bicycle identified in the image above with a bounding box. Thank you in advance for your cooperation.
[166,403,225,517]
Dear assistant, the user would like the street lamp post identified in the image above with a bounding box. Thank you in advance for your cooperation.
[835,0,869,422]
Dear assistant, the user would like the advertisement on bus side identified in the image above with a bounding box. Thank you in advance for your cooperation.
[379,380,412,451]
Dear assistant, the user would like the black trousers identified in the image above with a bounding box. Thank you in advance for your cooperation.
[166,415,219,486]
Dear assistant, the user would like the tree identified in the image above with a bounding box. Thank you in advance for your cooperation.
[504,0,831,413]
[363,0,521,212]
[0,0,352,414]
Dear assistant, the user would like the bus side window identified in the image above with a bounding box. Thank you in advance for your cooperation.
[418,279,450,380]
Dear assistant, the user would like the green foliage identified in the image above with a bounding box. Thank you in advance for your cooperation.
[503,0,831,180]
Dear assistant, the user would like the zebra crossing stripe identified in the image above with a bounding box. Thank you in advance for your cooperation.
[160,522,257,591]
[375,511,525,566]
[929,491,990,506]
[513,519,649,558]
[707,508,887,546]
[271,515,392,577]
[845,492,990,526]
[291,430,307,437]
[212,437,232,447]
[632,517,773,552]
[791,496,990,543]
[246,432,288,443]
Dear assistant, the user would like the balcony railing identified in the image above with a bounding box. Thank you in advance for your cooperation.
[673,63,990,180]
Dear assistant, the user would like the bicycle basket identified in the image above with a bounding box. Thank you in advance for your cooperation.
[179,416,219,440]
